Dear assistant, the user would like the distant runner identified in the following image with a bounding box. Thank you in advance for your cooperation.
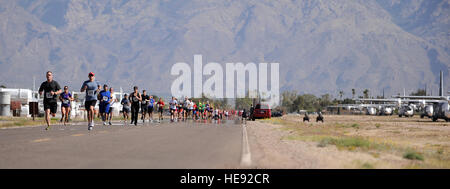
[140,90,149,123]
[183,97,189,120]
[193,101,198,120]
[169,97,178,122]
[98,84,112,126]
[205,101,210,119]
[147,95,156,123]
[59,86,73,126]
[188,99,194,119]
[198,101,203,119]
[107,87,117,125]
[39,71,62,130]
[121,94,131,125]
[81,72,101,130]
[177,103,183,121]
[129,86,142,126]
[157,98,165,122]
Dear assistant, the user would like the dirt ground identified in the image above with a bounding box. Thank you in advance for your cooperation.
[246,114,450,169]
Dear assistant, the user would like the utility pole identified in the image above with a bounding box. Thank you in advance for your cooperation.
[33,76,35,91]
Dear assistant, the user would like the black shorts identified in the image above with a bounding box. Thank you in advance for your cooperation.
[44,101,57,114]
[141,105,148,113]
[148,106,154,113]
[108,107,114,114]
[123,107,130,113]
[170,108,176,115]
[85,100,97,110]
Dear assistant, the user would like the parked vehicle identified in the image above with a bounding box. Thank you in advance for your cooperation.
[251,103,271,120]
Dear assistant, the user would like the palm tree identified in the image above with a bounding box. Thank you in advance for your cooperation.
[352,89,355,99]
[363,89,369,98]
[339,90,344,101]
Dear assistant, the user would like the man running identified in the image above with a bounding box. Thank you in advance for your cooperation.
[182,97,189,120]
[169,97,178,122]
[147,95,155,123]
[107,87,117,125]
[59,86,73,126]
[81,72,101,130]
[39,71,62,130]
[140,90,149,123]
[129,86,142,126]
[193,101,198,120]
[121,94,131,125]
[205,101,211,119]
[188,99,194,119]
[177,103,183,121]
[157,98,165,122]
[99,84,112,126]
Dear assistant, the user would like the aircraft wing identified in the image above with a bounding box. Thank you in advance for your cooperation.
[400,99,445,104]
[356,98,399,102]
[391,95,449,100]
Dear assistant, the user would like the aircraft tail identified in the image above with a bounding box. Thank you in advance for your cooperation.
[439,70,444,96]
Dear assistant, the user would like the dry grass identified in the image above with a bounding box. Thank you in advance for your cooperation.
[259,114,450,168]
[0,116,93,128]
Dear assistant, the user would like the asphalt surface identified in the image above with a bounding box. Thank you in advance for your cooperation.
[0,119,244,168]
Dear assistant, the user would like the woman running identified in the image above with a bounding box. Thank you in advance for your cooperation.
[59,86,73,126]
[107,87,117,125]
[121,94,131,125]
[157,98,165,122]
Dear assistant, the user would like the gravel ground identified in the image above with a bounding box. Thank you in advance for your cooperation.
[246,115,449,169]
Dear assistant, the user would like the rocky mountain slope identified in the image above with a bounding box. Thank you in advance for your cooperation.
[0,0,448,98]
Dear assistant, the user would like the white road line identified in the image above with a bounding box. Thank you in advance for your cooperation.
[240,124,252,167]
[32,138,51,143]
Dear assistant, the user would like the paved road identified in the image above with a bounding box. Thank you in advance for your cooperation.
[0,119,244,168]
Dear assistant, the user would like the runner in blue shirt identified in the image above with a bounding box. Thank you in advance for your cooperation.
[99,84,112,126]
[59,86,74,126]
[81,72,101,130]
[148,95,156,123]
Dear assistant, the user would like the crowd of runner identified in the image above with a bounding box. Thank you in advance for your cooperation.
[38,71,242,130]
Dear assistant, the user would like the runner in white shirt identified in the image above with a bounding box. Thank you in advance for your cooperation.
[182,97,189,120]
[107,87,117,125]
[169,97,178,122]
[188,99,194,119]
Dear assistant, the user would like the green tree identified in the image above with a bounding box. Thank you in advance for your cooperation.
[339,90,344,100]
[352,88,355,99]
[363,89,369,98]
[281,90,298,112]
[410,89,426,96]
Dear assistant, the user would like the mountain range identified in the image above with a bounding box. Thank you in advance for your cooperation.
[0,0,449,98]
